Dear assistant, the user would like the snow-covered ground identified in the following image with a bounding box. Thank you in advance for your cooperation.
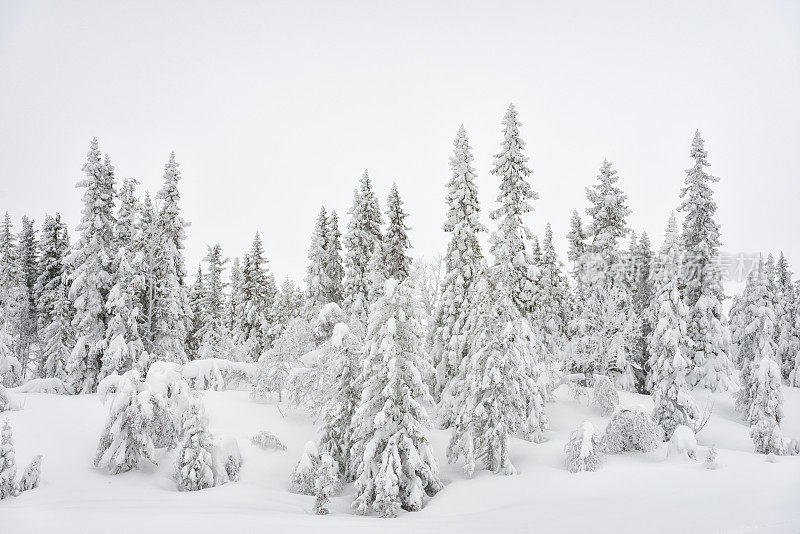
[3,385,800,534]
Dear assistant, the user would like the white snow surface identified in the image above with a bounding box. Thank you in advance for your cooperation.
[3,385,800,533]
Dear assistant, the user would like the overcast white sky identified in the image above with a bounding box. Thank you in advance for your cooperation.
[0,1,798,285]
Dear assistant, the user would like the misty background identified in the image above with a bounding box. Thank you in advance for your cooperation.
[0,0,798,285]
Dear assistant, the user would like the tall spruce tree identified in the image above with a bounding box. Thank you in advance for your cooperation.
[430,125,486,400]
[324,211,343,305]
[350,278,441,516]
[37,214,72,380]
[342,171,383,328]
[15,216,39,375]
[678,131,733,390]
[647,214,698,438]
[186,266,205,360]
[774,253,798,379]
[150,153,190,364]
[66,139,117,393]
[197,244,229,357]
[382,183,412,282]
[631,232,654,392]
[305,207,331,318]
[488,104,538,316]
[237,233,276,359]
[101,179,145,378]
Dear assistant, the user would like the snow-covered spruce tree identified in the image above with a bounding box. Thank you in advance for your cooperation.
[446,265,548,477]
[15,216,40,376]
[342,171,383,328]
[236,233,276,360]
[748,355,785,455]
[0,318,19,387]
[268,277,303,344]
[591,374,619,416]
[567,278,639,389]
[383,183,412,282]
[37,213,73,381]
[17,454,42,492]
[585,159,630,262]
[488,103,538,317]
[174,399,215,491]
[569,159,639,389]
[0,419,16,499]
[678,131,733,390]
[566,209,588,312]
[0,216,22,387]
[630,232,654,392]
[0,213,16,297]
[228,257,244,335]
[532,222,570,385]
[305,207,332,319]
[734,262,776,415]
[186,266,205,360]
[94,370,156,474]
[324,211,344,305]
[601,406,664,453]
[150,153,191,365]
[66,139,117,394]
[564,421,601,473]
[430,125,487,400]
[318,322,362,479]
[133,193,157,354]
[774,253,799,380]
[290,440,320,495]
[350,278,441,517]
[314,452,339,515]
[196,244,230,358]
[0,385,10,412]
[647,214,698,439]
[101,179,145,379]
[788,286,800,386]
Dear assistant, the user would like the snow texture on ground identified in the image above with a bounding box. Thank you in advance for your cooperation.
[2,385,799,533]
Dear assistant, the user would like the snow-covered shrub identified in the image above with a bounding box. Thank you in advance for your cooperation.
[564,421,601,473]
[94,371,157,474]
[601,406,664,454]
[174,400,215,491]
[182,358,255,391]
[314,452,340,515]
[667,425,697,460]
[0,385,10,412]
[13,378,68,395]
[146,362,193,448]
[289,440,320,495]
[253,318,314,402]
[17,454,42,492]
[211,435,242,485]
[704,445,719,469]
[786,438,800,456]
[250,430,286,451]
[0,420,17,499]
[285,347,330,417]
[0,327,21,388]
[591,374,619,416]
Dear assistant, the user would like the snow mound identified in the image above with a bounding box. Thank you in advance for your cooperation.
[13,378,68,395]
[211,435,242,486]
[667,425,697,460]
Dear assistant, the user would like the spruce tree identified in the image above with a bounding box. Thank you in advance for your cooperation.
[734,262,776,415]
[532,222,569,366]
[318,322,362,480]
[268,278,303,343]
[647,215,698,438]
[174,400,215,491]
[430,125,486,400]
[774,253,798,379]
[748,355,785,455]
[237,233,275,359]
[342,171,383,327]
[324,211,344,305]
[350,279,441,516]
[186,266,205,360]
[197,244,229,357]
[66,139,117,393]
[488,104,538,316]
[135,193,158,354]
[0,420,16,499]
[585,159,630,262]
[37,214,72,380]
[15,216,39,375]
[631,232,654,392]
[306,207,331,318]
[150,153,190,364]
[678,131,733,390]
[383,183,412,282]
[446,265,548,477]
